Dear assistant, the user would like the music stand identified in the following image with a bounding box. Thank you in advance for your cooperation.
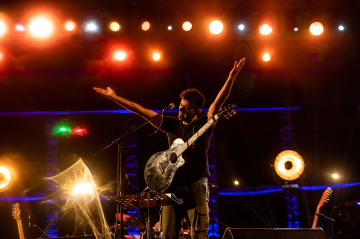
[106,192,182,239]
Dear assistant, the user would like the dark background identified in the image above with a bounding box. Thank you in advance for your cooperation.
[0,0,360,239]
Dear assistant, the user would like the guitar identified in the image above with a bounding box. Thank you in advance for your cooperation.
[12,203,25,239]
[312,187,332,228]
[144,104,236,192]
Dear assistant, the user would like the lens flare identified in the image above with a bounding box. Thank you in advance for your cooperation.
[310,22,324,36]
[153,53,160,61]
[182,21,192,31]
[0,20,6,36]
[110,22,120,31]
[209,20,223,34]
[29,17,53,37]
[65,22,75,31]
[142,21,150,31]
[72,183,95,196]
[259,24,272,35]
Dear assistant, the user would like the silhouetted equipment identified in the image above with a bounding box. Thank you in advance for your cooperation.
[222,227,327,239]
[335,204,360,239]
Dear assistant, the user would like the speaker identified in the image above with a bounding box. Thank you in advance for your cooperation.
[222,227,327,239]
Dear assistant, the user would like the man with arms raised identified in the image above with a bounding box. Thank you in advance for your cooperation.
[94,57,245,239]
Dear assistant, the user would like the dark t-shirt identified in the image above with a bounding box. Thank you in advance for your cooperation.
[163,114,214,190]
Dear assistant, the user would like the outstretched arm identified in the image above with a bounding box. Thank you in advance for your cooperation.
[93,87,165,132]
[207,57,246,121]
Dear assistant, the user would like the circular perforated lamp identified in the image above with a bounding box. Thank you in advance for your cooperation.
[0,166,12,192]
[274,150,304,181]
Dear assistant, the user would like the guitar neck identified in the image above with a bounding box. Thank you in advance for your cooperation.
[16,219,25,239]
[176,117,216,156]
[312,205,321,229]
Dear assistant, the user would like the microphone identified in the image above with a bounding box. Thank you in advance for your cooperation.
[163,103,176,111]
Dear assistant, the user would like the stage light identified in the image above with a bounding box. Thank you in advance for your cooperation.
[333,174,339,179]
[153,53,160,61]
[238,24,245,31]
[65,22,75,31]
[142,21,150,31]
[54,125,71,135]
[262,53,270,62]
[0,20,6,36]
[310,22,323,36]
[259,24,272,35]
[110,22,120,31]
[338,25,344,31]
[294,27,298,31]
[274,150,305,181]
[114,51,126,61]
[234,180,239,185]
[0,166,12,192]
[15,24,25,32]
[168,26,172,30]
[182,21,192,31]
[86,22,98,32]
[71,182,95,196]
[0,53,2,60]
[209,20,223,34]
[29,17,53,37]
[73,127,88,136]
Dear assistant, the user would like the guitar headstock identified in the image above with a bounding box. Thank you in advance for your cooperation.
[217,104,236,119]
[318,187,332,207]
[12,203,21,220]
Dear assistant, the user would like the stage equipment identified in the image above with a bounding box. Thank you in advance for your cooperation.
[336,204,360,239]
[12,203,25,239]
[29,17,53,37]
[144,104,236,192]
[66,22,75,31]
[107,191,182,239]
[262,53,270,62]
[259,24,272,35]
[142,21,150,31]
[182,21,192,31]
[110,22,120,31]
[310,22,323,36]
[0,20,6,36]
[0,165,12,192]
[152,53,160,61]
[274,150,304,181]
[209,21,223,35]
[222,227,327,239]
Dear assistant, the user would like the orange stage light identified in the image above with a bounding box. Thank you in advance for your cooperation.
[29,17,53,37]
[142,21,150,31]
[0,165,13,192]
[274,150,305,181]
[65,21,75,31]
[110,22,120,31]
[310,22,324,36]
[262,53,270,61]
[153,53,160,61]
[0,20,6,37]
[182,21,192,31]
[259,24,272,35]
[114,51,126,61]
[209,20,223,35]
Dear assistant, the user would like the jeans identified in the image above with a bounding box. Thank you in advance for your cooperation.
[160,177,209,239]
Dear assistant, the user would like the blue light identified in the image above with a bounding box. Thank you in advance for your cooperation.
[294,27,298,31]
[238,24,245,31]
[218,188,284,196]
[338,25,345,31]
[168,26,172,30]
[86,22,98,32]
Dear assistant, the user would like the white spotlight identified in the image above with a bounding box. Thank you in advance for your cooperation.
[86,22,98,32]
[294,27,298,31]
[338,25,344,31]
[29,17,53,37]
[238,24,245,31]
[15,24,25,32]
[209,20,223,34]
[168,26,172,30]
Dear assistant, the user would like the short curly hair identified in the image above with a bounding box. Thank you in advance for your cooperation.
[180,89,205,110]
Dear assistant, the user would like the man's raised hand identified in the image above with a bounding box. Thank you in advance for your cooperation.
[229,57,246,79]
[93,87,116,98]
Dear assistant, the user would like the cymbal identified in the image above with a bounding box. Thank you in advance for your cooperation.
[116,213,145,229]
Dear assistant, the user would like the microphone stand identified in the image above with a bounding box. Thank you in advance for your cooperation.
[96,107,169,239]
[316,213,336,239]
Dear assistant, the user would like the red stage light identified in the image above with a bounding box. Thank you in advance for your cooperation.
[114,51,126,61]
[65,21,75,31]
[0,20,6,37]
[73,127,88,136]
[182,21,192,31]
